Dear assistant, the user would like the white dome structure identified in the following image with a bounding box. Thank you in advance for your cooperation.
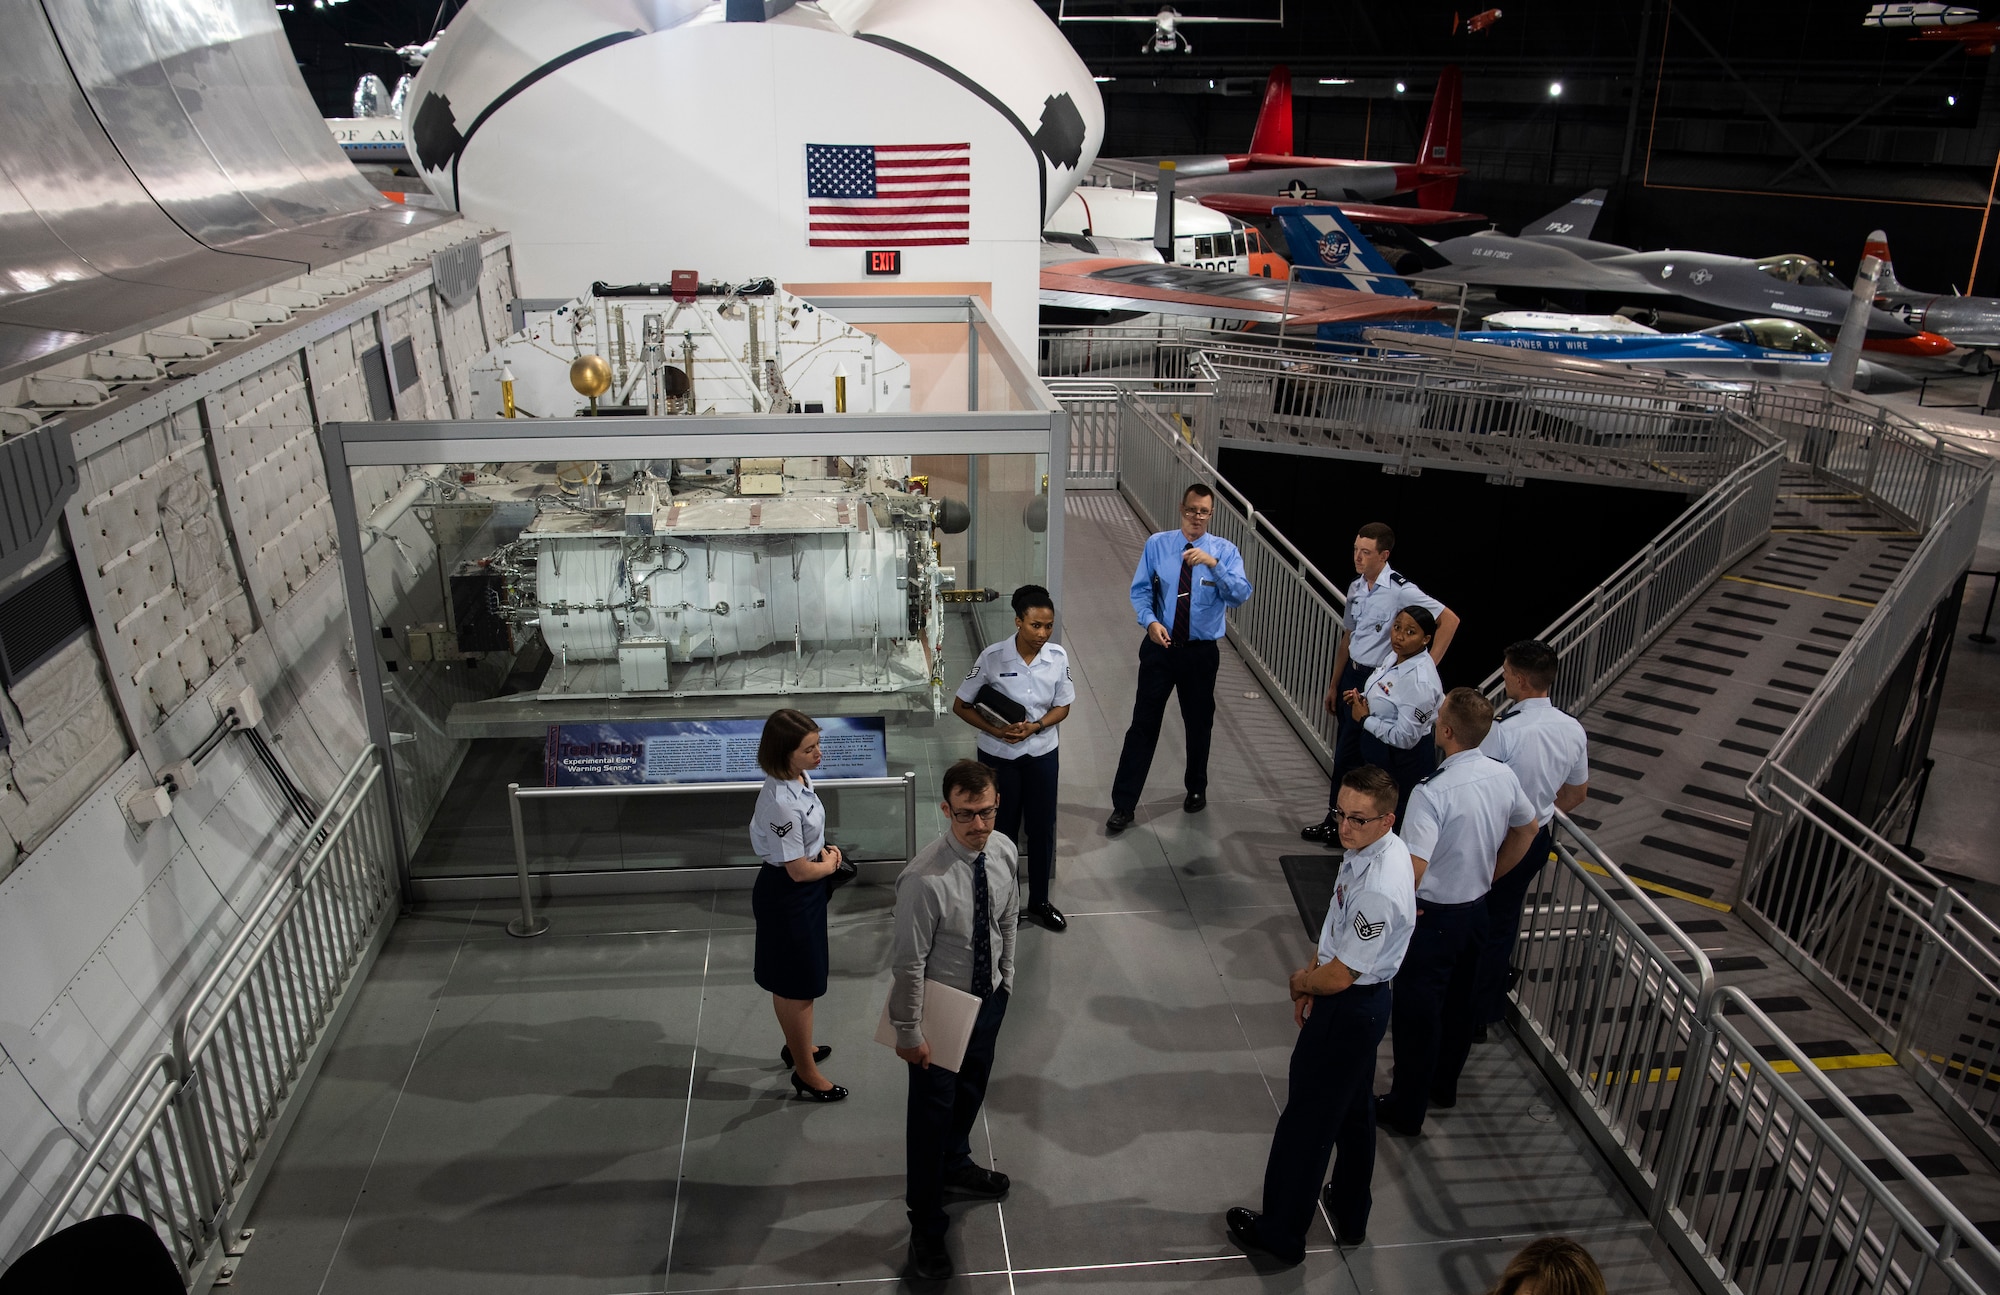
[403,0,1102,345]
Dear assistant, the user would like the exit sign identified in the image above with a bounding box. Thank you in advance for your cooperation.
[866,249,902,276]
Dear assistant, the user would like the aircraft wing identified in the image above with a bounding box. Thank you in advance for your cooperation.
[1361,328,1642,378]
[1041,258,1446,326]
[1197,193,1484,227]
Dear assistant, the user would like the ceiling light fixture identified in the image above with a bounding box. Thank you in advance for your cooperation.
[1395,81,1406,93]
[1549,81,1563,97]
[1318,77,1353,85]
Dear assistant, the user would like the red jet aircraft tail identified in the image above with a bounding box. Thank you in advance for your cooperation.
[1415,66,1464,210]
[1248,65,1294,156]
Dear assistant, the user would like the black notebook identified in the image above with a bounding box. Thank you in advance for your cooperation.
[972,684,1028,726]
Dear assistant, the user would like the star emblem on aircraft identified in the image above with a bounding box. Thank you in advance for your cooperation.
[1280,180,1319,200]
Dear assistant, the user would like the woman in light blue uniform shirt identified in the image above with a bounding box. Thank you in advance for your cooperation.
[953,585,1075,931]
[1343,606,1443,822]
[749,708,847,1102]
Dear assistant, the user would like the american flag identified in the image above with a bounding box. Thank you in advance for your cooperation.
[806,143,970,247]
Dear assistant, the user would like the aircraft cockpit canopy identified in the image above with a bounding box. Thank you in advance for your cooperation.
[1703,318,1832,353]
[1754,255,1840,288]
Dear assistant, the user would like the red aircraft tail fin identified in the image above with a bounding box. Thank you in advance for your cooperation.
[1414,65,1464,210]
[1248,65,1294,157]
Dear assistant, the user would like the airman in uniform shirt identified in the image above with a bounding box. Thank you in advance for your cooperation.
[1305,522,1459,843]
[1377,689,1538,1140]
[1476,640,1591,1025]
[1228,765,1417,1266]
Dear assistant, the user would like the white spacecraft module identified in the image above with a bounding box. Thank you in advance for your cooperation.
[402,0,1103,347]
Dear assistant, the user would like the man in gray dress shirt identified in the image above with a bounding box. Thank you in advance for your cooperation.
[891,758,1021,1281]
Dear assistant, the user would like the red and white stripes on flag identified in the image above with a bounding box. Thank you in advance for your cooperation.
[805,142,970,247]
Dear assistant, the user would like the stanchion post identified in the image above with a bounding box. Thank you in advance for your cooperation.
[506,783,549,938]
[902,770,918,861]
[1969,570,1998,646]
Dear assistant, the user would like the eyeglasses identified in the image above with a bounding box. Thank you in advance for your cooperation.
[1182,507,1213,519]
[1333,810,1389,828]
[950,806,1000,824]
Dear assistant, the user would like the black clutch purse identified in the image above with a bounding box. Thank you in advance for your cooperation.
[825,843,858,891]
[973,684,1028,726]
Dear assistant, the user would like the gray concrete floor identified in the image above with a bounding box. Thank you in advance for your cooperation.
[225,492,1698,1294]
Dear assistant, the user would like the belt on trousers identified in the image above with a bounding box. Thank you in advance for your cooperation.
[1416,895,1485,911]
[1321,979,1391,999]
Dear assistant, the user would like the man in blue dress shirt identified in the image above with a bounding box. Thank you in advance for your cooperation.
[1106,483,1254,832]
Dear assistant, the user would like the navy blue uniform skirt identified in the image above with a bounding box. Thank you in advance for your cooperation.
[752,863,830,1000]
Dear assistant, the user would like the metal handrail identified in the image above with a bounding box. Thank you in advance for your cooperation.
[1665,988,2000,1294]
[1509,816,1715,1200]
[174,757,383,1069]
[31,744,397,1284]
[1475,423,1785,713]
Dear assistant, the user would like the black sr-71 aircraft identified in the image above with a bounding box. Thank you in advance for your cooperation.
[1423,191,1929,345]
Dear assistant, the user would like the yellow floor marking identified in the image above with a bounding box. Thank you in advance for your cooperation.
[1721,575,1878,608]
[1795,1053,1897,1073]
[1585,1054,1896,1086]
[1576,859,1735,912]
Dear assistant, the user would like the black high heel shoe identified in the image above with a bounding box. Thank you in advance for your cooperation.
[791,1072,849,1102]
[781,1044,833,1069]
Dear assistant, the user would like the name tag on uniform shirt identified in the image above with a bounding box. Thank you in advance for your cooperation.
[999,672,1019,677]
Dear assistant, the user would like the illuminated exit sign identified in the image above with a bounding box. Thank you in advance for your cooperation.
[866,249,903,276]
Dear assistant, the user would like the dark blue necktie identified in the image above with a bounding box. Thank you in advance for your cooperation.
[1173,543,1195,642]
[970,852,992,997]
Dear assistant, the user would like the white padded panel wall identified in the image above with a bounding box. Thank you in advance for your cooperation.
[0,1055,74,1265]
[76,429,251,731]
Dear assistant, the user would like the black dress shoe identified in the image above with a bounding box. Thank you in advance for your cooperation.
[1429,1090,1458,1109]
[1473,1022,1489,1044]
[942,1164,1010,1199]
[909,1231,953,1281]
[1300,817,1339,845]
[1183,790,1207,813]
[1320,1186,1367,1246]
[780,1044,832,1069]
[790,1072,849,1102]
[1105,809,1134,833]
[1026,902,1068,931]
[1225,1208,1302,1267]
[1374,1094,1421,1138]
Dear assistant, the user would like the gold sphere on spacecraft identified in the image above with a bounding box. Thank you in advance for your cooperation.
[569,354,612,398]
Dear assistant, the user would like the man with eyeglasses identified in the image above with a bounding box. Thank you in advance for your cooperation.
[1106,483,1254,833]
[890,759,1021,1281]
[1228,765,1416,1266]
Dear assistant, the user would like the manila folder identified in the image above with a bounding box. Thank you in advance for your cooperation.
[875,978,983,1074]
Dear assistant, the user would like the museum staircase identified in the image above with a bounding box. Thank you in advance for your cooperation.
[1559,466,2000,1250]
[1062,328,2000,1290]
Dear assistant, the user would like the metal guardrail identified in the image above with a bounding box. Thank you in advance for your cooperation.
[1115,394,1352,769]
[32,745,397,1285]
[1477,425,1784,714]
[1511,816,1715,1203]
[1103,365,2000,1295]
[1665,988,2000,1295]
[501,773,921,938]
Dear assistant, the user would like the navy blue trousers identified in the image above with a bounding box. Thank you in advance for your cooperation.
[979,748,1059,908]
[1477,824,1553,1025]
[1253,981,1392,1262]
[1325,660,1373,809]
[906,988,1008,1237]
[1112,637,1219,812]
[1382,899,1489,1133]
